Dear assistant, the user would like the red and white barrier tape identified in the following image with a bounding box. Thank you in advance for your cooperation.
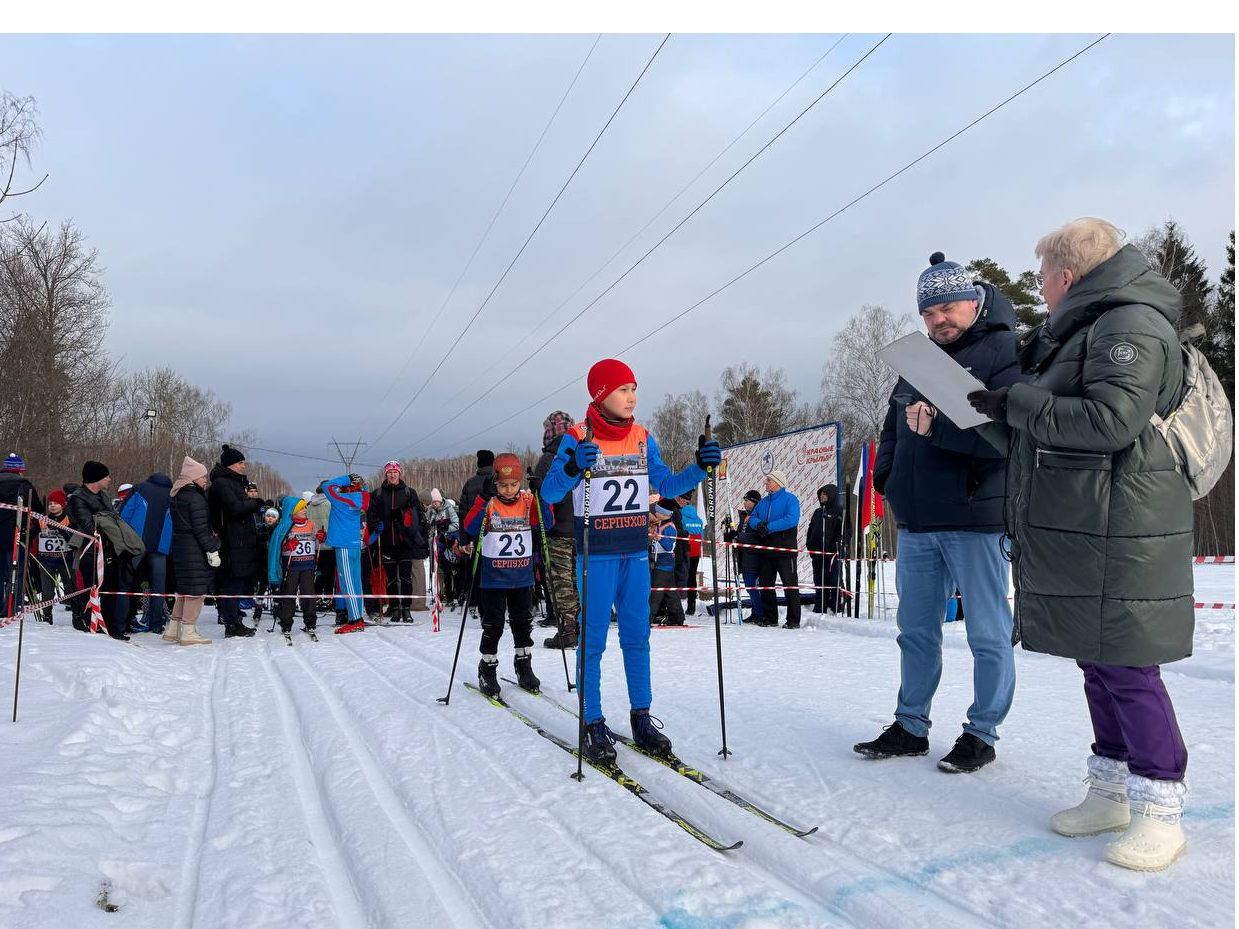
[95,590,431,600]
[1195,602,1236,610]
[650,583,851,593]
[0,582,97,629]
[1193,556,1235,564]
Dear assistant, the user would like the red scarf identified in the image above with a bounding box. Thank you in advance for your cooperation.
[585,403,634,442]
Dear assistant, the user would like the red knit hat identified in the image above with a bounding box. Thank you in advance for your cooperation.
[48,489,67,507]
[493,453,522,482]
[587,358,636,405]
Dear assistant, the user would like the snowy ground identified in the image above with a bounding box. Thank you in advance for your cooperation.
[0,566,1233,929]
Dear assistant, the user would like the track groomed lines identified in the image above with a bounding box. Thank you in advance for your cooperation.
[313,631,667,925]
[172,648,220,929]
[371,628,1001,929]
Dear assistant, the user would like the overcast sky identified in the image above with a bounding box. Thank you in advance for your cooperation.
[1,32,1233,489]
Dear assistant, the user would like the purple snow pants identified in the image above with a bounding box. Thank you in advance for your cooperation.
[1079,661,1188,780]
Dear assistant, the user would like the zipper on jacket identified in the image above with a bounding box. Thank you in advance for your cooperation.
[1034,448,1107,467]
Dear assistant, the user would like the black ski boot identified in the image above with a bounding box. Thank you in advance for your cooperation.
[630,709,673,758]
[582,718,617,767]
[853,722,929,759]
[225,623,256,638]
[478,657,501,698]
[513,649,541,694]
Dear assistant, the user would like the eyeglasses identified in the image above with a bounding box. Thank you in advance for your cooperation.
[1033,273,1044,289]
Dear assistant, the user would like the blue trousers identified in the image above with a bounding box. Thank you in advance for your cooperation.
[576,550,651,724]
[334,547,364,621]
[741,570,764,618]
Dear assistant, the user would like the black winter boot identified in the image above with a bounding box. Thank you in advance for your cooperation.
[853,722,929,758]
[224,623,255,638]
[543,622,578,650]
[582,718,617,767]
[937,733,996,773]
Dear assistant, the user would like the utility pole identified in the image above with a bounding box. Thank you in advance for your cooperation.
[328,438,367,474]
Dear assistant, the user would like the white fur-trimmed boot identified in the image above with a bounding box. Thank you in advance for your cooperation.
[1105,775,1187,871]
[1050,755,1130,837]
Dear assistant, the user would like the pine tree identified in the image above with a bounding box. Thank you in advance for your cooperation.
[1149,220,1213,335]
[966,257,1044,328]
[1203,230,1235,405]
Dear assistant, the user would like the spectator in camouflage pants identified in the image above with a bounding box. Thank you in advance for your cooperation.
[534,411,579,649]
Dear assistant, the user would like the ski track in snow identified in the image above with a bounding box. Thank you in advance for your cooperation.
[0,564,1233,929]
[359,634,832,929]
[372,629,998,929]
[327,639,669,926]
[282,642,494,929]
[264,640,485,929]
[171,649,218,929]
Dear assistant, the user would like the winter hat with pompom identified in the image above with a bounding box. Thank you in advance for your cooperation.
[916,252,978,313]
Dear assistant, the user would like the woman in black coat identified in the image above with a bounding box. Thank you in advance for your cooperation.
[167,456,219,646]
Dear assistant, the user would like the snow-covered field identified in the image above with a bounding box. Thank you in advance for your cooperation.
[0,566,1233,929]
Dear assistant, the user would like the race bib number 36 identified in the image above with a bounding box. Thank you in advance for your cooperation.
[291,538,317,557]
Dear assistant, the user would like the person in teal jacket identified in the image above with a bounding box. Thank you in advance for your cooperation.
[748,471,802,628]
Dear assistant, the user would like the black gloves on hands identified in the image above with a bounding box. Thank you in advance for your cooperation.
[966,387,1010,424]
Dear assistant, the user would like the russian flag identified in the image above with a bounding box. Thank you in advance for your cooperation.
[853,440,885,531]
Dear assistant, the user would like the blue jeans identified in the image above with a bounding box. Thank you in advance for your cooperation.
[136,552,167,630]
[893,529,1015,745]
[741,570,764,618]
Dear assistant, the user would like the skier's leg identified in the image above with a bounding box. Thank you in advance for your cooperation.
[893,530,953,738]
[278,573,297,631]
[576,554,621,723]
[337,549,364,622]
[616,552,653,712]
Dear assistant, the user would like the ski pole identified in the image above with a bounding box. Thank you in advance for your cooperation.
[437,512,487,706]
[4,493,23,621]
[571,421,593,782]
[11,494,29,723]
[703,415,731,759]
[530,467,573,694]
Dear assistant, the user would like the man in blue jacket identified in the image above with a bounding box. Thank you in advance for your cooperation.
[748,470,801,628]
[119,472,173,633]
[325,473,368,631]
[853,252,1024,774]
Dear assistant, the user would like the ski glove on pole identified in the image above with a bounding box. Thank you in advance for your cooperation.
[569,440,600,475]
[966,387,1010,423]
[696,436,722,469]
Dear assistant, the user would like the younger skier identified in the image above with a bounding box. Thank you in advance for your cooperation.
[268,496,319,636]
[461,453,552,697]
[325,473,368,633]
[648,499,685,627]
[33,490,74,624]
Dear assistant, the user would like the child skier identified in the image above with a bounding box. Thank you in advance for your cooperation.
[33,490,74,624]
[649,499,685,627]
[461,453,552,697]
[267,496,319,637]
[540,358,721,764]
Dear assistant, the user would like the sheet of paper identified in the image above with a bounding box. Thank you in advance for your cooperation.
[876,332,991,430]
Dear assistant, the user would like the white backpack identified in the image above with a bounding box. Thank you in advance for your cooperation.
[1152,327,1233,500]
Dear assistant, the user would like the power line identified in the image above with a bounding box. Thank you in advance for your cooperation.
[403,33,889,451]
[423,34,849,421]
[422,33,1112,458]
[367,34,602,425]
[369,33,672,450]
[179,432,388,472]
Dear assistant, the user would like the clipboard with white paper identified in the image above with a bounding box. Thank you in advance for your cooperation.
[876,332,990,430]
